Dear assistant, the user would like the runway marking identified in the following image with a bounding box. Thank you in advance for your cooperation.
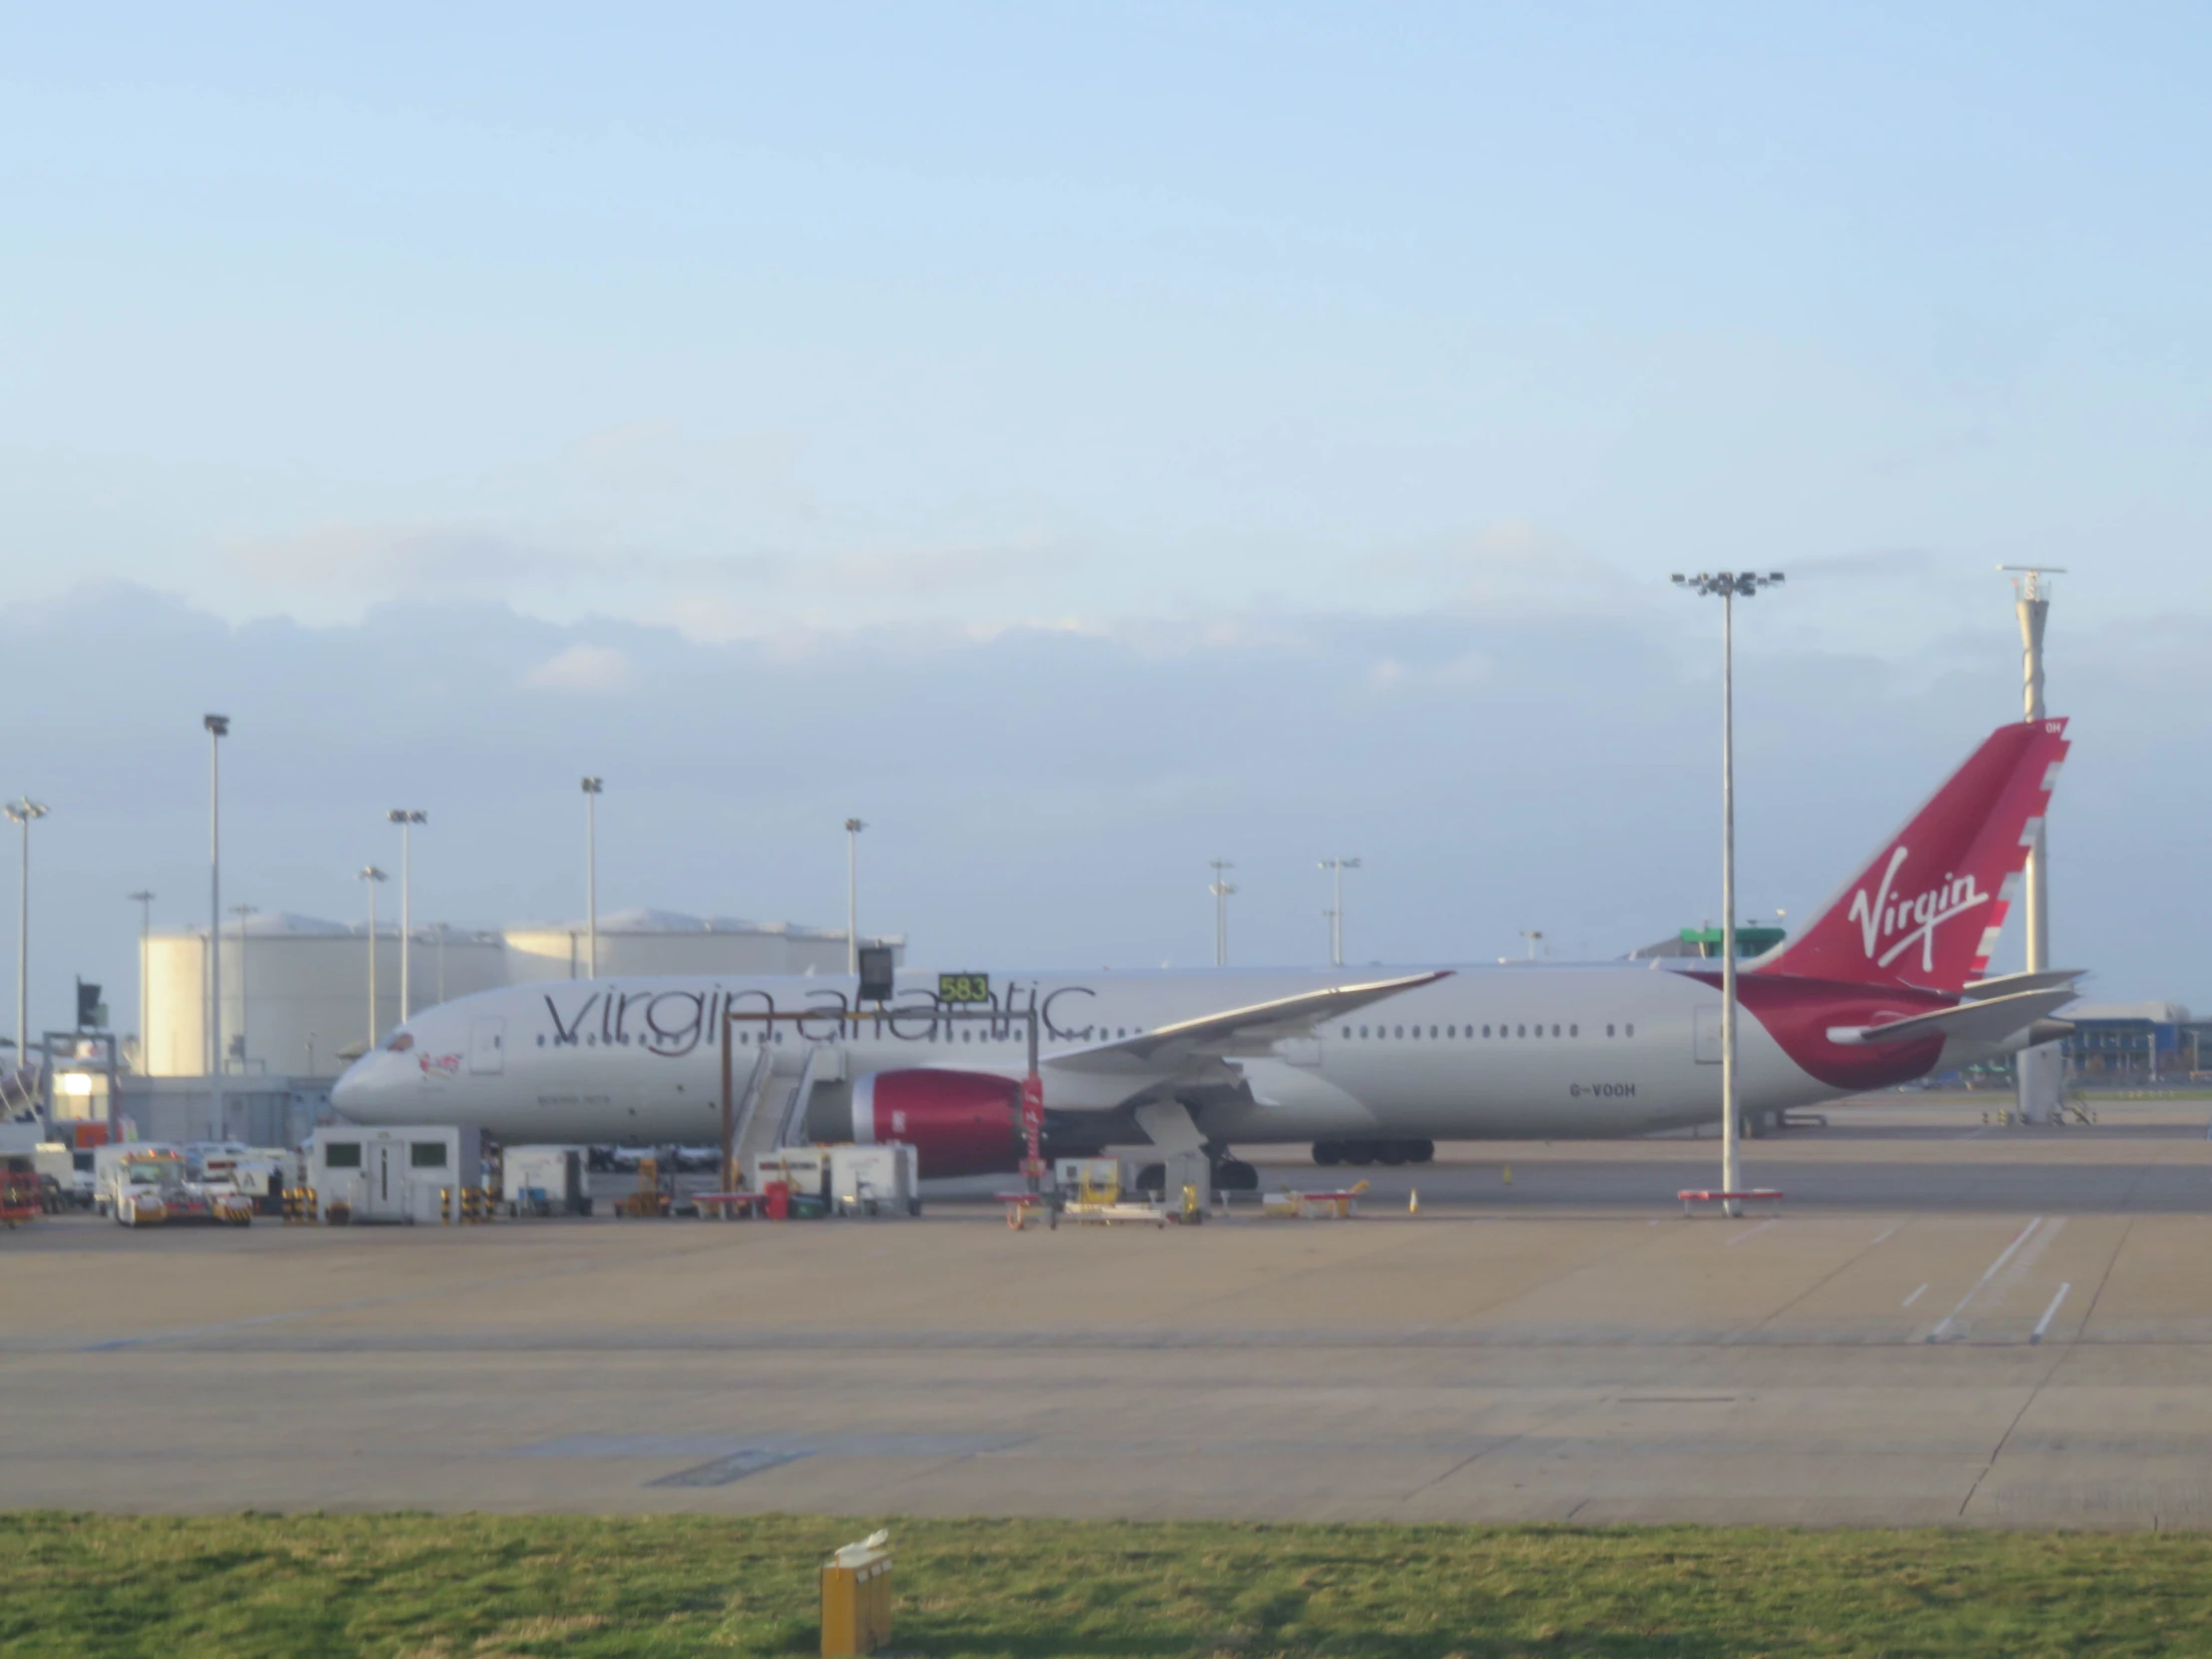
[1928,1217,2043,1342]
[1871,1228,1897,1246]
[2030,1283,2072,1345]
[1955,1125,1995,1141]
[1726,1220,1778,1246]
[1903,1284,1929,1308]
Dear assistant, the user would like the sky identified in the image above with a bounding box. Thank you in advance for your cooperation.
[3,3,2209,1040]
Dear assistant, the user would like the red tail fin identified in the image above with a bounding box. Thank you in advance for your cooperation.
[1757,720,2069,993]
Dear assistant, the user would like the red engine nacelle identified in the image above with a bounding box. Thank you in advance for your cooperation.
[849,1069,1024,1178]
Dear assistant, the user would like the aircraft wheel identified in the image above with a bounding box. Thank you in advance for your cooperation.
[1408,1139,1435,1164]
[1312,1141,1342,1167]
[1378,1142,1409,1167]
[1344,1142,1377,1166]
[1212,1159,1259,1192]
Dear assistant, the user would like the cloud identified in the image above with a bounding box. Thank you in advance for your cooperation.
[547,421,819,520]
[224,521,1081,630]
[519,643,634,693]
[1362,522,1643,620]
[224,524,781,595]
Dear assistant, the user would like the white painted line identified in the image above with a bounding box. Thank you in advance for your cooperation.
[1871,1228,1897,1246]
[1928,1217,2042,1342]
[1955,1124,1994,1141]
[1726,1219,1778,1246]
[2030,1283,2071,1345]
[1903,1283,1928,1308]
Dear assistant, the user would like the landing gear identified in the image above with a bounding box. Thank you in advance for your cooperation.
[1313,1138,1433,1167]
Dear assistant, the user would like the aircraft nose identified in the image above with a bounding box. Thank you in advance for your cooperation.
[331,1048,397,1121]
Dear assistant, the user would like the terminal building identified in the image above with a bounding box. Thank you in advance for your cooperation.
[109,908,901,1146]
[2060,1002,2210,1083]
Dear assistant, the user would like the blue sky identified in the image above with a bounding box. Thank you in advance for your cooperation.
[3,4,2208,1035]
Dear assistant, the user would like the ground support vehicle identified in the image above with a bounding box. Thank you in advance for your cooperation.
[104,1150,253,1229]
[1,1154,39,1226]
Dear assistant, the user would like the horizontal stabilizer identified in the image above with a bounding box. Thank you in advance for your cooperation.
[1827,985,2079,1048]
[1959,968,2087,1002]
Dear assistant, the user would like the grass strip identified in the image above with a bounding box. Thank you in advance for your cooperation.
[3,1512,2209,1657]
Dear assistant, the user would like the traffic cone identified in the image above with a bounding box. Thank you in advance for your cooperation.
[1408,1189,1419,1215]
[1502,1165,1513,1186]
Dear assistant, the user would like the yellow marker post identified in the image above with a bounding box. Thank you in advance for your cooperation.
[1408,1189,1419,1215]
[1501,1166,1513,1186]
[821,1530,893,1658]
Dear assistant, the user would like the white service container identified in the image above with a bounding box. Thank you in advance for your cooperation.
[828,1143,919,1217]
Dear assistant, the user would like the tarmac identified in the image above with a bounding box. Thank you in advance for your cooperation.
[6,1094,2212,1528]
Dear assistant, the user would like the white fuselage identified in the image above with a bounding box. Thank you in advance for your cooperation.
[332,962,1857,1148]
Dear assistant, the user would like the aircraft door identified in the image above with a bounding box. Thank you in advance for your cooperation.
[1693,1005,1722,1064]
[469,1018,506,1075]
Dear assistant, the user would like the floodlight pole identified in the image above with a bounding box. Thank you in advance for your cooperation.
[1208,859,1236,967]
[1674,570,1784,1217]
[357,866,387,1049]
[4,799,49,1063]
[1320,857,1360,967]
[203,714,229,1129]
[844,819,866,976]
[127,890,154,1072]
[387,811,426,1017]
[580,779,602,978]
[1521,929,1543,960]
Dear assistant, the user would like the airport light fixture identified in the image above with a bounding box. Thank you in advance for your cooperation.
[580,779,603,979]
[1208,859,1236,968]
[1672,569,1785,1217]
[1319,857,1361,967]
[844,819,866,977]
[4,799,49,1061]
[203,714,229,1128]
[127,890,155,1072]
[229,904,258,1071]
[387,810,427,1017]
[1520,929,1544,960]
[357,865,388,1050]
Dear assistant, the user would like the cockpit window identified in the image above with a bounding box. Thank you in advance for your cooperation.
[386,1031,415,1052]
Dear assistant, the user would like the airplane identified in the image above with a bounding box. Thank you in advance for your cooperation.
[332,718,2078,1186]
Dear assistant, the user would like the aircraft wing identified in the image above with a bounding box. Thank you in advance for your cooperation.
[1827,985,2079,1047]
[1044,970,1451,1078]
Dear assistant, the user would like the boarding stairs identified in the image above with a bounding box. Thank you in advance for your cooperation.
[727,1042,836,1178]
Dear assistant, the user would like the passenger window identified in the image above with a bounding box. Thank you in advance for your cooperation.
[1409,1025,1418,1040]
[1481,1025,1490,1037]
[1607,1024,1615,1037]
[1343,1026,1352,1039]
[1394,1025,1403,1038]
[1516,1024,1526,1037]
[1569,1024,1578,1037]
[1626,1023,1635,1038]
[1552,1025,1561,1038]
[1446,1025,1455,1037]
[1429,1025,1438,1038]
